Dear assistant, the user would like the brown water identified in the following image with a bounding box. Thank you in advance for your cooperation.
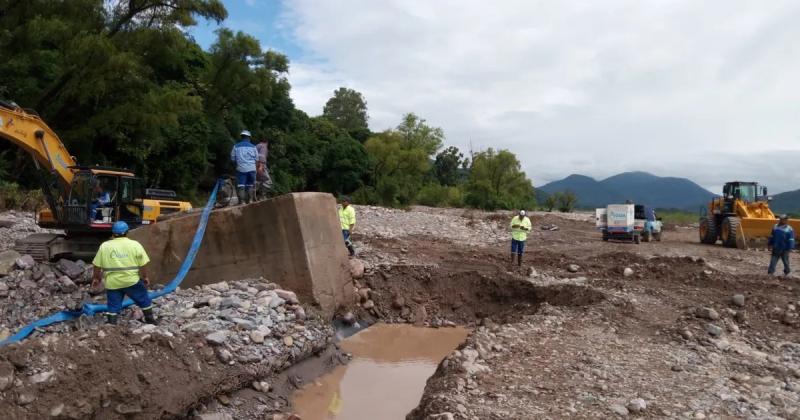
[291,323,469,420]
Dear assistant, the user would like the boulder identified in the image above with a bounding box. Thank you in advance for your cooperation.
[275,289,299,304]
[250,331,265,344]
[55,259,84,280]
[0,250,21,276]
[705,323,723,337]
[696,307,720,321]
[731,294,745,307]
[198,413,234,420]
[57,276,77,293]
[349,258,365,279]
[0,361,14,391]
[627,398,647,413]
[205,330,229,346]
[14,255,36,270]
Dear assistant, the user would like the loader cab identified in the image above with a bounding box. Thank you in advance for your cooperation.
[60,167,144,231]
[723,182,758,203]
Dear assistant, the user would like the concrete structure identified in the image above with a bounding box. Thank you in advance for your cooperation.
[129,193,353,317]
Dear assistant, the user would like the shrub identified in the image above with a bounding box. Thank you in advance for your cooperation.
[0,182,44,211]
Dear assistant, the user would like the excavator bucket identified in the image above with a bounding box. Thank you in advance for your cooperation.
[128,192,354,318]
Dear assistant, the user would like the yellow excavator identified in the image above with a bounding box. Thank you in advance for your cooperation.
[0,99,192,260]
[699,181,800,248]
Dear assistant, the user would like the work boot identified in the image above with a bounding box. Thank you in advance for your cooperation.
[236,187,247,205]
[143,308,159,325]
[347,244,356,257]
[106,314,118,325]
[517,254,523,267]
[248,187,256,204]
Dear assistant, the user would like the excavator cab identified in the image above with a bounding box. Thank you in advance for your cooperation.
[56,168,144,230]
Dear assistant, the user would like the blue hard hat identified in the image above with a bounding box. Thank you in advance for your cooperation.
[112,221,129,235]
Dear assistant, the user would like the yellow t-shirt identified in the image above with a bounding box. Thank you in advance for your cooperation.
[338,205,356,231]
[510,216,532,241]
[92,237,150,290]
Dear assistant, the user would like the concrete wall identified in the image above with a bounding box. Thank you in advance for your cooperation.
[129,193,353,318]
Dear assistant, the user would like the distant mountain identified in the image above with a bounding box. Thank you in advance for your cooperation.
[538,171,715,210]
[771,189,800,215]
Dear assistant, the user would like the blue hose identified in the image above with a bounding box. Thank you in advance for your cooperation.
[0,180,221,346]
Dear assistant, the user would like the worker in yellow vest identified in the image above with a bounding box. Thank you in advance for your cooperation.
[510,210,532,267]
[91,221,157,325]
[338,196,356,256]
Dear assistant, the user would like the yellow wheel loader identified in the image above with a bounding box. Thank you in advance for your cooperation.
[0,99,192,260]
[699,181,799,248]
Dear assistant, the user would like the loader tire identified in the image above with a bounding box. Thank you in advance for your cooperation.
[699,217,718,244]
[721,217,741,248]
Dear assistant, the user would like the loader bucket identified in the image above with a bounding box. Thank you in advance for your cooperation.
[739,217,778,240]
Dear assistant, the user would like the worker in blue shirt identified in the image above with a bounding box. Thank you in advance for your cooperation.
[91,184,111,221]
[230,130,258,204]
[768,214,795,276]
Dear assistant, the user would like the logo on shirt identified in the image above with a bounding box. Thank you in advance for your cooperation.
[110,250,130,259]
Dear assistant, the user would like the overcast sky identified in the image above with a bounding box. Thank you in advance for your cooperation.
[194,0,800,194]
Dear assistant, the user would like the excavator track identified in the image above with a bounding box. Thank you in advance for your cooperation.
[14,233,103,262]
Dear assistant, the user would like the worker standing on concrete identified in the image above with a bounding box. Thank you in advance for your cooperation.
[230,130,258,204]
[768,214,795,276]
[255,137,273,197]
[91,221,157,325]
[510,210,532,267]
[338,196,356,257]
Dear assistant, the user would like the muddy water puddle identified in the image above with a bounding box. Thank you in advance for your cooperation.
[292,323,469,419]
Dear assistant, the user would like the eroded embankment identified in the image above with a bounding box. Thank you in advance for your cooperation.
[0,279,334,419]
[355,264,606,326]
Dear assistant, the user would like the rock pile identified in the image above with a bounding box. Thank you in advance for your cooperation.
[0,252,96,340]
[152,280,331,366]
[0,211,58,252]
[0,248,331,367]
[355,205,504,246]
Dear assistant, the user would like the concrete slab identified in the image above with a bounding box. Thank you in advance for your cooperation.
[129,193,353,317]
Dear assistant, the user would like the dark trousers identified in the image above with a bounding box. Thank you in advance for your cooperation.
[768,251,791,275]
[106,280,153,314]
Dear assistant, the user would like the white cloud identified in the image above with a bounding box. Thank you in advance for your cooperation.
[280,0,800,193]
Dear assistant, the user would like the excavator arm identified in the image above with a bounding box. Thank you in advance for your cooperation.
[0,100,76,188]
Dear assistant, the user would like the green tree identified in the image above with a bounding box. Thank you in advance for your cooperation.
[544,193,558,212]
[362,131,430,206]
[397,113,444,156]
[0,0,227,197]
[433,146,465,186]
[322,87,369,138]
[557,191,577,212]
[464,148,535,210]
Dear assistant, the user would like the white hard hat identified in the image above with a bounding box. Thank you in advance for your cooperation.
[519,210,526,216]
[240,130,252,137]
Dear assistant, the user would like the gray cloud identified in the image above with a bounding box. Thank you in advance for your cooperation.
[281,0,800,193]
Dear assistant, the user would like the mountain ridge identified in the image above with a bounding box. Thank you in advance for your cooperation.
[538,171,715,210]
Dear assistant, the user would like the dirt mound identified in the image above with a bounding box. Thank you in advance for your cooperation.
[0,325,334,419]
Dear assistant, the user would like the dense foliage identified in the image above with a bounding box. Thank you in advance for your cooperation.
[0,0,537,210]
